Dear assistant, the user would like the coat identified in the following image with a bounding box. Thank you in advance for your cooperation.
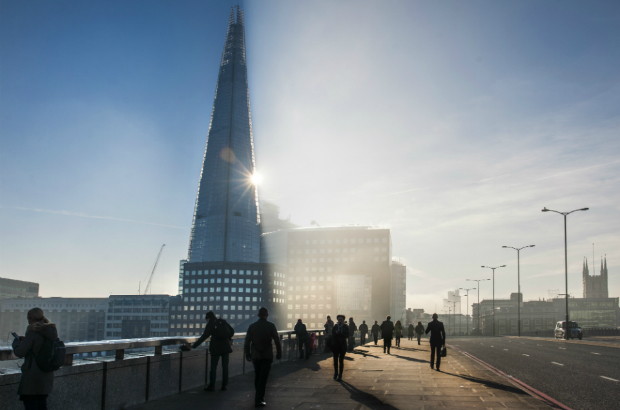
[244,318,282,362]
[425,320,446,345]
[331,323,349,350]
[359,323,369,334]
[348,321,357,333]
[414,324,425,335]
[394,323,403,337]
[408,324,414,336]
[12,322,59,396]
[192,319,234,355]
[324,320,334,336]
[371,324,380,335]
[380,320,394,339]
[294,322,309,340]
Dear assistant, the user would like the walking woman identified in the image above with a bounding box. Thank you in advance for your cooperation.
[12,307,59,410]
[394,320,403,347]
[407,323,414,340]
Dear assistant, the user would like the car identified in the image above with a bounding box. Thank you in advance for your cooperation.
[554,321,583,340]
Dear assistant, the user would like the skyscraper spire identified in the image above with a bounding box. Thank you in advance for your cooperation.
[187,6,260,263]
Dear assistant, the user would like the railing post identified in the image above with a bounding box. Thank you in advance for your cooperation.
[154,346,163,355]
[115,349,124,361]
[288,334,292,361]
[279,335,283,363]
[205,350,209,387]
[64,354,74,366]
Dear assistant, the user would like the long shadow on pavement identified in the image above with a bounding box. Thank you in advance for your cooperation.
[441,372,527,395]
[339,380,399,410]
[391,354,428,364]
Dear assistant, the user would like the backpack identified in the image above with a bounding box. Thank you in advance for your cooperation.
[33,338,66,372]
[213,319,234,341]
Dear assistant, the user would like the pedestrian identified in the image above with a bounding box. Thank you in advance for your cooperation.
[12,307,59,410]
[347,317,357,352]
[425,313,446,371]
[331,314,349,381]
[294,319,311,359]
[324,316,334,353]
[245,307,282,408]
[359,320,369,345]
[407,323,414,340]
[185,311,234,391]
[380,315,395,354]
[394,320,402,347]
[414,321,425,345]
[371,320,380,345]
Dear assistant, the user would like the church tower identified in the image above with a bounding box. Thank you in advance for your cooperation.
[583,256,609,298]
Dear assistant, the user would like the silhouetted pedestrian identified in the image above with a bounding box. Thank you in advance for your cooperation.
[407,323,414,340]
[331,314,349,381]
[394,320,402,347]
[425,313,446,371]
[415,322,425,345]
[245,307,282,407]
[12,308,59,410]
[348,317,357,351]
[324,316,334,353]
[294,319,311,359]
[380,316,394,354]
[187,311,234,391]
[371,321,380,345]
[359,320,369,345]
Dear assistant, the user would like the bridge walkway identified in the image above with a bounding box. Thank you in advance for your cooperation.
[128,338,551,410]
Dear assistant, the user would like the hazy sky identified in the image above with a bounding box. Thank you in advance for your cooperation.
[1,1,619,315]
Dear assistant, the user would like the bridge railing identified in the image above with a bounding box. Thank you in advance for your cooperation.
[0,329,326,410]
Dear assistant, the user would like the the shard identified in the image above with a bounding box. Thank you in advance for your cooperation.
[187,6,260,263]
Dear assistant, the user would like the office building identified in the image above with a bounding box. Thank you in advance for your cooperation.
[0,277,39,300]
[105,295,171,339]
[390,260,407,322]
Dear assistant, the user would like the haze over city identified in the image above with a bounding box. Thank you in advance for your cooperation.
[1,0,619,315]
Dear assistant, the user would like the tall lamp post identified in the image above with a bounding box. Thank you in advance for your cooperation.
[542,207,589,340]
[451,300,459,335]
[502,245,535,336]
[481,265,506,336]
[466,278,490,335]
[459,287,476,336]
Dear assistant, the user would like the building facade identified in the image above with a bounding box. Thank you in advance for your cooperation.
[390,260,407,322]
[583,257,609,298]
[105,295,171,339]
[0,277,39,300]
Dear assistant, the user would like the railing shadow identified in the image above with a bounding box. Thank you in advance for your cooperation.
[339,380,399,410]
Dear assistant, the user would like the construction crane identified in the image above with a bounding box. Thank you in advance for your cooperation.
[141,244,165,295]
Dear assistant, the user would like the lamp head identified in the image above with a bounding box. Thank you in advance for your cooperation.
[542,207,549,212]
[502,246,508,248]
[529,245,535,247]
[500,265,506,267]
[581,208,589,211]
[481,265,486,268]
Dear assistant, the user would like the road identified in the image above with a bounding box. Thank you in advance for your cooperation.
[449,336,620,410]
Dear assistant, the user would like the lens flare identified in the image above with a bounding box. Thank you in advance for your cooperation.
[250,172,262,186]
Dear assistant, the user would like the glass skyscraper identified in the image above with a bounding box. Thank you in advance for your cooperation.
[187,6,260,264]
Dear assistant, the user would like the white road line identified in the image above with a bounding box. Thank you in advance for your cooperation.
[559,347,566,350]
[600,376,619,382]
[522,354,529,356]
[551,362,564,366]
[503,349,509,351]
[591,352,601,355]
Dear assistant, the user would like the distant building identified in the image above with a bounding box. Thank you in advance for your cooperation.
[406,308,430,325]
[262,226,395,330]
[472,293,522,331]
[260,200,298,234]
[583,257,609,298]
[0,277,39,300]
[178,259,187,295]
[390,260,407,322]
[0,297,107,343]
[105,295,171,339]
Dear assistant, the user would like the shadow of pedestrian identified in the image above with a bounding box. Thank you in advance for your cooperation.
[339,380,399,409]
[392,354,428,364]
[441,372,527,395]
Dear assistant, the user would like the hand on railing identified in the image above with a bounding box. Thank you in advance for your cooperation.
[245,353,252,362]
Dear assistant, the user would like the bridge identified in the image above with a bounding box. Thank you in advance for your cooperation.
[2,332,619,409]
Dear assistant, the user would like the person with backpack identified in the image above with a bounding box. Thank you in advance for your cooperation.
[414,321,425,345]
[186,311,234,391]
[12,307,61,410]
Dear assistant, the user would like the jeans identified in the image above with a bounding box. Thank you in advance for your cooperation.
[348,336,355,351]
[209,353,229,387]
[373,333,378,345]
[361,333,366,345]
[332,345,346,375]
[252,359,272,404]
[298,336,310,358]
[383,337,392,353]
[395,335,401,347]
[430,343,442,369]
[21,395,48,410]
[416,334,422,344]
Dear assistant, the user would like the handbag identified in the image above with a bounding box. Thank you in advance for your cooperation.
[440,346,447,357]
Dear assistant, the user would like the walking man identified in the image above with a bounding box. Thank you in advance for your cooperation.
[414,321,425,345]
[187,311,234,391]
[380,315,394,354]
[394,320,403,347]
[407,323,414,340]
[324,315,334,353]
[371,320,380,345]
[294,318,311,359]
[359,320,369,345]
[425,313,446,371]
[331,314,349,381]
[245,307,282,407]
[348,317,357,352]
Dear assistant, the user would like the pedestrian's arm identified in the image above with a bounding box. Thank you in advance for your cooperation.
[425,323,431,335]
[441,323,446,344]
[192,326,212,349]
[12,331,35,358]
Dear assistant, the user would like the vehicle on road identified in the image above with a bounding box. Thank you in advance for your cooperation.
[554,321,582,340]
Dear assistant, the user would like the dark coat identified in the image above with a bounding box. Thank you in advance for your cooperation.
[324,320,334,336]
[425,320,446,345]
[359,323,369,334]
[12,322,59,396]
[348,321,357,333]
[331,322,349,350]
[415,324,425,335]
[394,323,403,337]
[380,320,394,339]
[371,324,380,334]
[244,318,282,362]
[193,319,234,355]
[408,324,414,336]
[294,322,309,340]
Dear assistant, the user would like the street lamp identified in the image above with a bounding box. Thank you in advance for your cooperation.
[481,265,506,336]
[502,245,535,336]
[459,287,476,336]
[466,278,490,335]
[451,300,458,336]
[542,206,589,340]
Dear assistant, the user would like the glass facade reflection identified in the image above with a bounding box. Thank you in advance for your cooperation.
[188,7,260,263]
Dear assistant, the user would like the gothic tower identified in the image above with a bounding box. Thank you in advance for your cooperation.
[583,256,609,298]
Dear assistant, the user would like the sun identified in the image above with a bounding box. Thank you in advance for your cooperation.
[250,172,262,186]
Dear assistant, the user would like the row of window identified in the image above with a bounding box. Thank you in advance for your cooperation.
[171,304,260,313]
[106,331,167,337]
[290,238,388,245]
[185,269,263,276]
[183,287,261,294]
[289,257,388,268]
[185,278,261,284]
[290,247,388,254]
[288,304,332,310]
[106,316,167,321]
[109,308,167,313]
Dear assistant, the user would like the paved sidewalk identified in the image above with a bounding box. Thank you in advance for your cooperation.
[128,338,552,410]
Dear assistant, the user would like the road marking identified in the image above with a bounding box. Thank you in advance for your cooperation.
[551,362,564,366]
[503,349,509,351]
[591,352,600,355]
[522,354,529,356]
[600,376,619,382]
[559,347,566,350]
[491,345,494,347]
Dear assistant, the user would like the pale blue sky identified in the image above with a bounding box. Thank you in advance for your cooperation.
[1,1,619,314]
